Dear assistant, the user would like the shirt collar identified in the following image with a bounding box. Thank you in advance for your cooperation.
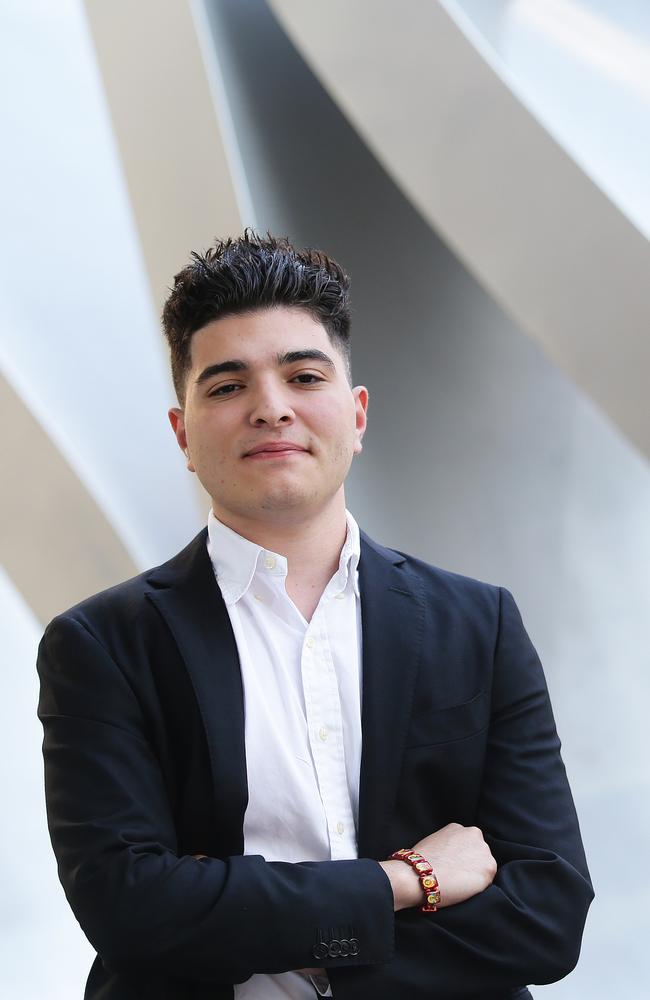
[207,509,361,605]
[334,509,361,598]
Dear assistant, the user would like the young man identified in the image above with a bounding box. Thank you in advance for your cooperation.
[38,233,593,1000]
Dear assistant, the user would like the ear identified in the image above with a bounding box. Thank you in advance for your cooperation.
[352,386,369,455]
[168,408,195,472]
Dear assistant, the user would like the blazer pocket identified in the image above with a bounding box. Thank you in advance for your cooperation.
[405,688,490,748]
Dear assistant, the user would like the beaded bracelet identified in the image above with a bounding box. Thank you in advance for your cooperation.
[389,849,441,912]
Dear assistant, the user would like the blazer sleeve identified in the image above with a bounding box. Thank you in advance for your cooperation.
[332,587,594,999]
[37,613,394,984]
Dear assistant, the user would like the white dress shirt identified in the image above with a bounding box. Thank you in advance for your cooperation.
[206,510,363,999]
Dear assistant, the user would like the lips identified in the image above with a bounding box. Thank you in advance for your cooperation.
[244,441,308,457]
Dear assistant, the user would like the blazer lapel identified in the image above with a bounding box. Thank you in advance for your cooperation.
[145,530,248,855]
[357,533,426,860]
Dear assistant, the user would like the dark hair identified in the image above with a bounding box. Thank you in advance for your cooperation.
[162,230,352,403]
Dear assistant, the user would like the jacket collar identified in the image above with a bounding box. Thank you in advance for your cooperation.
[357,531,425,858]
[145,529,248,854]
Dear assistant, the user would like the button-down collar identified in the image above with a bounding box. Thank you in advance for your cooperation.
[207,509,361,606]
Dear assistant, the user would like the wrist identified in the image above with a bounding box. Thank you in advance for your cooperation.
[378,859,422,911]
[389,849,441,912]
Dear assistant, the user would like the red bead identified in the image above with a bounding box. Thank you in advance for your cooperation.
[389,849,440,914]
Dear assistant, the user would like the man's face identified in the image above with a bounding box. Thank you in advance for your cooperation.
[169,306,368,530]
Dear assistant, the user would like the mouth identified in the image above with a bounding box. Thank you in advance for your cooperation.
[243,442,309,460]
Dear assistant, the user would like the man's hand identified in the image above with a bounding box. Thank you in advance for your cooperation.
[379,823,497,911]
[414,823,497,907]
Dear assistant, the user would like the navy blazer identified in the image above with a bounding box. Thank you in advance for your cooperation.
[37,529,593,999]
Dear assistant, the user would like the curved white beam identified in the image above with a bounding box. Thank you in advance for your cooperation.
[0,372,136,624]
[1,0,206,603]
[83,0,244,312]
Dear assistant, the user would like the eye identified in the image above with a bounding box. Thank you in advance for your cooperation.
[208,382,243,397]
[291,373,325,385]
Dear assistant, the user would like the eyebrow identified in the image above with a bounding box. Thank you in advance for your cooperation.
[195,349,336,386]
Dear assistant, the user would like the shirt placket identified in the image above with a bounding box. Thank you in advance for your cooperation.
[302,601,357,861]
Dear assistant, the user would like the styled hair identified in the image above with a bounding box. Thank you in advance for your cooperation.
[162,230,352,403]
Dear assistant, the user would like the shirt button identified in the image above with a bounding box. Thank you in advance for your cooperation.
[336,821,345,835]
[335,592,345,600]
[319,726,328,742]
[264,555,276,570]
[306,636,315,649]
[254,593,264,602]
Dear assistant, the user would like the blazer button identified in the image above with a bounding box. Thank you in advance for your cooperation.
[328,939,341,958]
[312,942,329,961]
[349,938,360,956]
[339,939,350,957]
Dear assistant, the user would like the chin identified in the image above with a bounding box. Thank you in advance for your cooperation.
[258,479,327,512]
[259,491,308,512]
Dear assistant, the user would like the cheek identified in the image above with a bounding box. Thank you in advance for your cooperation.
[307,398,356,442]
[186,412,230,455]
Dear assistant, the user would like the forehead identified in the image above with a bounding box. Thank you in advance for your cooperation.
[189,306,339,367]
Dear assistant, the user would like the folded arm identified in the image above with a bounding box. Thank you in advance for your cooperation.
[330,588,593,998]
[37,614,394,983]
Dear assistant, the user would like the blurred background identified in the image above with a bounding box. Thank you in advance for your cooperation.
[1,0,649,996]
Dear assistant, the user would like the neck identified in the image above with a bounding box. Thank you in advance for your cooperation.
[212,494,349,588]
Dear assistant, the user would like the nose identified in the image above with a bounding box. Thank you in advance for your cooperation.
[248,381,295,428]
